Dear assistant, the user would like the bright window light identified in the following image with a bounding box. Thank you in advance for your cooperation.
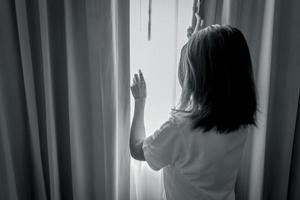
[130,0,192,199]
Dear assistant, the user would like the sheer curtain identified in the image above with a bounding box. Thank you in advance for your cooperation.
[0,0,130,199]
[129,0,193,199]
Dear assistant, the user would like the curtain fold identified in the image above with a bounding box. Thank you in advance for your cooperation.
[0,0,41,199]
[14,0,49,199]
[288,96,300,200]
[0,0,130,199]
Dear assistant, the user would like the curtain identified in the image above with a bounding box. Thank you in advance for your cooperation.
[262,0,300,199]
[288,97,300,200]
[0,0,130,199]
[200,0,300,200]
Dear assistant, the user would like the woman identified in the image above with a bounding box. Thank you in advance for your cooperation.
[129,15,257,200]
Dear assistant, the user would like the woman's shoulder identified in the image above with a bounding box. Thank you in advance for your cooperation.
[169,109,193,128]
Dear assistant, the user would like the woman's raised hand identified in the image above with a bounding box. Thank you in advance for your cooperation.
[187,13,204,39]
[187,26,194,38]
[194,13,204,33]
[130,70,147,100]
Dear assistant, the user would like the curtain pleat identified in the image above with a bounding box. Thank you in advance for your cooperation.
[14,0,48,199]
[0,103,18,200]
[37,0,62,199]
[83,0,111,198]
[64,0,96,199]
[288,95,300,200]
[1,0,37,199]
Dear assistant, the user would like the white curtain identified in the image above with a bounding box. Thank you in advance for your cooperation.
[129,0,193,199]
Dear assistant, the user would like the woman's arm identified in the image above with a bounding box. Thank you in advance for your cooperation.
[130,70,146,161]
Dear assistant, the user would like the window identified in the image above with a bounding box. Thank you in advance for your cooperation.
[130,0,193,199]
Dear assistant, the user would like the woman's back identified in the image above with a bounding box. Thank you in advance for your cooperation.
[131,24,256,200]
[143,111,248,200]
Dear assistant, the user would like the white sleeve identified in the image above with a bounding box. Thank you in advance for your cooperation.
[142,116,182,170]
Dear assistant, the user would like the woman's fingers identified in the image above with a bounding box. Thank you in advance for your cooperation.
[134,73,139,80]
[132,70,146,88]
[139,70,145,83]
[133,77,137,84]
[134,74,139,84]
[131,70,147,99]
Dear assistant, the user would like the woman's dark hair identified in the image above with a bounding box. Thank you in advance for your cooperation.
[176,24,257,133]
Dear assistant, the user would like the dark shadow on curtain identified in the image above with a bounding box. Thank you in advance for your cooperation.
[262,0,300,199]
[0,0,36,199]
[288,93,300,200]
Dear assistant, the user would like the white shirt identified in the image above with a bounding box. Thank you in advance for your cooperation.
[142,111,249,200]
